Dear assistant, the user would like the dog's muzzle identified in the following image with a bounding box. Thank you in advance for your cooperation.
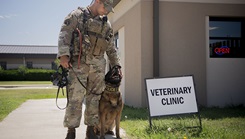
[105,65,122,85]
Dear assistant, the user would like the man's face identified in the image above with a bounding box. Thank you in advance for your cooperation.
[97,1,109,15]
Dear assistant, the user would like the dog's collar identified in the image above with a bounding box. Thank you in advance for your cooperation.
[105,85,119,92]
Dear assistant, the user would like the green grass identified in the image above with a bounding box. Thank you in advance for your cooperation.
[120,106,245,139]
[0,89,59,121]
[0,81,51,85]
[1,81,245,138]
[0,81,59,121]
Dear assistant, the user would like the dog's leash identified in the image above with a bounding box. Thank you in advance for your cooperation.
[54,63,111,110]
[70,65,103,96]
[52,66,69,110]
[55,85,69,110]
[55,65,88,110]
[69,66,87,90]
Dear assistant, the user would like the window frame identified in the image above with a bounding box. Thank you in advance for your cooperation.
[209,16,245,58]
[0,61,7,70]
[26,61,33,69]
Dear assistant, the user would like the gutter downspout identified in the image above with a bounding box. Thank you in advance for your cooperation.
[153,0,159,77]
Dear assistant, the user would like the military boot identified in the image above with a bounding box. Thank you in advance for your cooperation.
[65,128,76,139]
[85,126,97,139]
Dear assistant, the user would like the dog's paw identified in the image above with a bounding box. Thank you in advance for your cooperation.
[116,133,121,139]
[106,130,114,135]
[100,136,105,139]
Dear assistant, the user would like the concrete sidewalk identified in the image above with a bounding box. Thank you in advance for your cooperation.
[0,99,127,139]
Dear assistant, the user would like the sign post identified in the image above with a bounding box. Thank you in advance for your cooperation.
[145,75,202,129]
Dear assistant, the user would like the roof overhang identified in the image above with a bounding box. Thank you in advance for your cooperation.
[113,0,121,8]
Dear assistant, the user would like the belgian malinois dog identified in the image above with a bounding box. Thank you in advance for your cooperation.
[95,66,123,139]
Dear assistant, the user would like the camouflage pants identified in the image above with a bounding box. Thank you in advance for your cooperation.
[63,58,106,128]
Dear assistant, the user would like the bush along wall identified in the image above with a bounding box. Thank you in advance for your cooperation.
[0,69,56,81]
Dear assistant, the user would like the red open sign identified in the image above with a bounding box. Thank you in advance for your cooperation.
[214,46,230,56]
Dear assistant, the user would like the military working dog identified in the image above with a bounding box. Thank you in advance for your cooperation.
[95,65,123,139]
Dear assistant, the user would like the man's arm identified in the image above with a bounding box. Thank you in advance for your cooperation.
[57,9,81,68]
[106,29,121,67]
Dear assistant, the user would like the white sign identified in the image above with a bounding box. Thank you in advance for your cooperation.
[145,76,198,117]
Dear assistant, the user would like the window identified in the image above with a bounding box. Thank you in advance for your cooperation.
[0,62,7,70]
[209,17,245,58]
[114,32,119,49]
[26,61,33,69]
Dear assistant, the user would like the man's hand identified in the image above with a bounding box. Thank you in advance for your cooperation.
[60,55,72,68]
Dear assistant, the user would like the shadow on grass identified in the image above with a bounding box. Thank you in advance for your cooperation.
[121,105,149,121]
[121,105,245,138]
[145,124,202,138]
[199,104,245,119]
[121,105,245,121]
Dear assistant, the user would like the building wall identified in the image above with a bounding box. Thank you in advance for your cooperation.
[110,0,154,107]
[0,54,56,69]
[159,2,245,107]
[141,2,154,107]
[111,2,143,107]
[204,6,245,107]
[159,2,208,106]
[110,0,245,107]
[0,57,22,69]
[27,58,53,69]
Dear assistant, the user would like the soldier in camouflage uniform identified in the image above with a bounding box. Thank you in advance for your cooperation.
[57,0,121,139]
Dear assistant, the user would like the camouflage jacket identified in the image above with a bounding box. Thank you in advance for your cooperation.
[57,7,120,67]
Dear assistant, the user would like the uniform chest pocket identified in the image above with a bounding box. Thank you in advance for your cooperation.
[87,19,103,34]
[89,35,108,56]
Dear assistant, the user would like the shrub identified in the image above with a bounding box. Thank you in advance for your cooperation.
[0,66,4,71]
[0,68,55,81]
[18,65,28,75]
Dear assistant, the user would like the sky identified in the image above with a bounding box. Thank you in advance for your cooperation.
[0,0,92,46]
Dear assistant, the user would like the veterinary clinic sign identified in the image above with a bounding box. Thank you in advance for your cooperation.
[145,76,198,117]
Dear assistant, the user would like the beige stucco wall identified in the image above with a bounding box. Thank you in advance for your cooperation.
[110,0,245,107]
[159,2,208,106]
[110,2,143,107]
[159,2,245,107]
[141,2,153,107]
[109,1,153,107]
